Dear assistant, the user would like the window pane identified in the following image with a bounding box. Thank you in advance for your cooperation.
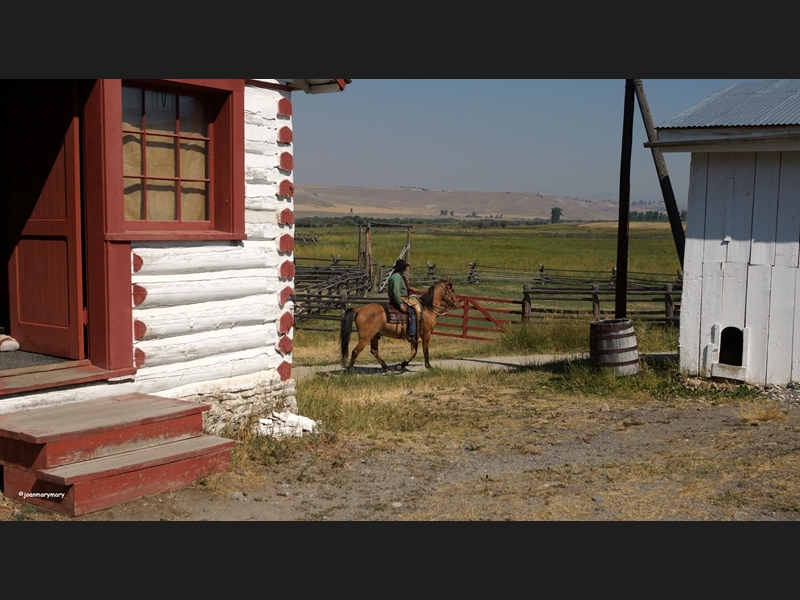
[124,178,143,220]
[180,138,207,180]
[146,135,176,178]
[147,181,177,220]
[180,95,207,137]
[181,182,208,221]
[122,87,142,130]
[123,133,142,176]
[145,90,176,134]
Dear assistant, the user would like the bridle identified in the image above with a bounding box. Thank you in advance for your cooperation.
[430,281,457,316]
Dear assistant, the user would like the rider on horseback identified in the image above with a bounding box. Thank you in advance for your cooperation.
[387,259,421,343]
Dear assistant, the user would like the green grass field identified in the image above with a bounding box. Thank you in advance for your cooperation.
[296,220,682,278]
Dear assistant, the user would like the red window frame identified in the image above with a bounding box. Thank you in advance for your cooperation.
[121,84,214,227]
[102,79,245,241]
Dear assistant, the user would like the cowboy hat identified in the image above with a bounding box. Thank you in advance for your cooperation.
[393,259,409,271]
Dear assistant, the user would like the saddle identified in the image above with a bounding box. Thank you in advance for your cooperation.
[382,296,423,341]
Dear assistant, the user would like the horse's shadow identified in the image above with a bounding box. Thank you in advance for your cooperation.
[322,363,420,378]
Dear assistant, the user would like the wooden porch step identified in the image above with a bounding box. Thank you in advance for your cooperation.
[0,364,137,397]
[0,394,208,443]
[0,394,209,470]
[39,435,236,485]
[3,435,235,516]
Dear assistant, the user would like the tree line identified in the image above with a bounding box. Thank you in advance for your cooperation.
[629,210,688,222]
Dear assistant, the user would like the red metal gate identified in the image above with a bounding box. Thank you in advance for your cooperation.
[432,295,520,341]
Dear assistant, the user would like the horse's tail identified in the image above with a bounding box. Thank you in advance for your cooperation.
[340,307,356,362]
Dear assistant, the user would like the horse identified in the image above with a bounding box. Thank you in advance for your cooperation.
[339,278,460,373]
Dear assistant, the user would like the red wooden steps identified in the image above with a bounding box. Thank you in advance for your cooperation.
[0,394,235,516]
[0,361,138,397]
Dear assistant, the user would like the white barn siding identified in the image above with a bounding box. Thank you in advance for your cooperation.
[745,264,772,384]
[725,153,756,264]
[775,152,800,268]
[703,153,733,263]
[679,152,708,374]
[721,261,747,329]
[750,152,781,266]
[699,260,724,373]
[681,150,800,385]
[766,267,797,384]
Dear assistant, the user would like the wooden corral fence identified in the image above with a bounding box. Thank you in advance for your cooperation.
[422,262,683,289]
[293,284,681,339]
[295,233,320,243]
[292,256,682,337]
[293,263,371,321]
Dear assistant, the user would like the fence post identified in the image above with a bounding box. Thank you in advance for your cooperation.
[522,285,531,322]
[592,284,601,320]
[427,262,437,284]
[340,291,348,317]
[468,262,479,284]
[461,297,470,338]
[664,283,674,327]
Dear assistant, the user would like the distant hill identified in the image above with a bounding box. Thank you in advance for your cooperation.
[294,185,680,222]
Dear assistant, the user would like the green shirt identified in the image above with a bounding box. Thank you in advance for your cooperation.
[387,272,408,307]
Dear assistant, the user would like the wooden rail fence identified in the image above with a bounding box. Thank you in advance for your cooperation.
[293,284,681,339]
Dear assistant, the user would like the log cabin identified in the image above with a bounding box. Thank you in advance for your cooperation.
[0,78,348,515]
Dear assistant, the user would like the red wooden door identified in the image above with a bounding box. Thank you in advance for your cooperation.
[7,113,84,359]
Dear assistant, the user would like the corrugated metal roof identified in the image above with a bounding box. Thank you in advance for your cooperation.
[658,80,800,129]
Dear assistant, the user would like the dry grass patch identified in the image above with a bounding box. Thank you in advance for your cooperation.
[738,401,788,424]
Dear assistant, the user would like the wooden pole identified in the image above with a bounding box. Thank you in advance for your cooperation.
[365,223,373,289]
[357,225,363,269]
[616,79,635,319]
[633,79,686,267]
[522,284,531,322]
[592,284,601,320]
[406,225,411,279]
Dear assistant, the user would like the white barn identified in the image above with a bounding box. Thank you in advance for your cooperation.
[652,79,800,385]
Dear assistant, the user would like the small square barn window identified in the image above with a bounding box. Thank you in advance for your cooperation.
[105,79,245,241]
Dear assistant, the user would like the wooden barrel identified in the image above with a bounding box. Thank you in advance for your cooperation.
[590,318,639,376]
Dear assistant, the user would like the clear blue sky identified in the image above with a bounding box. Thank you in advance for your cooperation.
[291,79,759,206]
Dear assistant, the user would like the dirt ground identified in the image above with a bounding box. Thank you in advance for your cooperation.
[3,356,800,521]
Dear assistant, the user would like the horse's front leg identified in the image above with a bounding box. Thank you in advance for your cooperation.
[400,341,418,371]
[370,337,391,373]
[422,330,432,369]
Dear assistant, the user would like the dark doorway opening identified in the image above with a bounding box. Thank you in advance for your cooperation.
[719,326,743,367]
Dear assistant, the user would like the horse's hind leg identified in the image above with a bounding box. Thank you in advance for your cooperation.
[348,338,370,372]
[370,337,391,373]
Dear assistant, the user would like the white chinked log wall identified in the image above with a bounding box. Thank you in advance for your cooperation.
[680,150,800,386]
[130,83,297,433]
[2,83,297,433]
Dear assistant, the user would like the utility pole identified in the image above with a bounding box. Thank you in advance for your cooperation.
[616,79,635,319]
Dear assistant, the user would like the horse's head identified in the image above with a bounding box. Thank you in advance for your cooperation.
[433,278,461,313]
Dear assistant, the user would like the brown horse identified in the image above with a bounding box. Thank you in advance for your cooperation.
[340,279,460,372]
